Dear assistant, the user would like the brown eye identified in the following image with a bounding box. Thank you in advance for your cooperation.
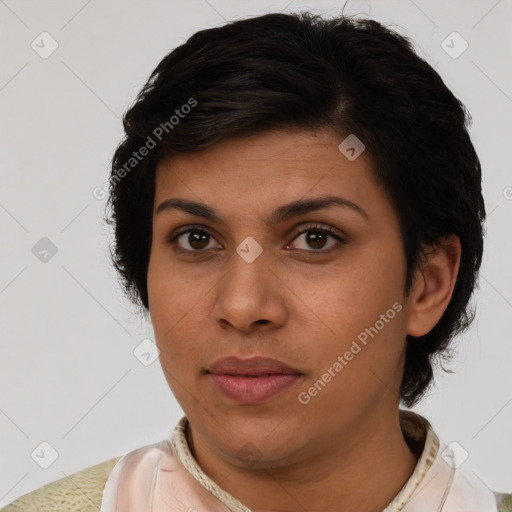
[170,228,220,252]
[301,231,331,250]
[289,225,346,252]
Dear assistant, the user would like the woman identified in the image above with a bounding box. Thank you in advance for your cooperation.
[3,10,511,512]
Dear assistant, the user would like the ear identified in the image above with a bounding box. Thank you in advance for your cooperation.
[406,234,461,337]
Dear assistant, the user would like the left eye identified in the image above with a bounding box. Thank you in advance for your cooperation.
[288,227,345,252]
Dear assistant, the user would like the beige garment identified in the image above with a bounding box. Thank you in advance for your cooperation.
[2,410,511,511]
[0,457,120,512]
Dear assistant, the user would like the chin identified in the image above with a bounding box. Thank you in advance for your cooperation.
[215,423,303,464]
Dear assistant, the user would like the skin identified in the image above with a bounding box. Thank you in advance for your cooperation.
[147,126,461,511]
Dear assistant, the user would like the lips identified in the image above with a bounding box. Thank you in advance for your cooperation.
[207,356,303,404]
[207,356,301,376]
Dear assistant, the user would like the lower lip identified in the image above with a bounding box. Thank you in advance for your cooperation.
[209,373,301,404]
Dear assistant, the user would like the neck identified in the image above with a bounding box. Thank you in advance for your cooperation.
[186,409,420,511]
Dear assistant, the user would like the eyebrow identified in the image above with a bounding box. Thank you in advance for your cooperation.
[155,195,369,226]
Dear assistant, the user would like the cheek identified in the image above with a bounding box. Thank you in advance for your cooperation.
[310,252,404,334]
[148,283,205,409]
[147,255,202,370]
[299,249,407,384]
[148,246,195,326]
[299,297,406,417]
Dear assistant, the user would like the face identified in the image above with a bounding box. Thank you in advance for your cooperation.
[147,127,412,469]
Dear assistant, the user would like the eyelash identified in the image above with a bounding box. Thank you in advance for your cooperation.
[167,223,347,257]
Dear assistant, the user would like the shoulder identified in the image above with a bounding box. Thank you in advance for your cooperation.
[445,464,505,511]
[0,456,122,512]
[397,412,510,512]
[497,493,512,512]
[424,446,511,511]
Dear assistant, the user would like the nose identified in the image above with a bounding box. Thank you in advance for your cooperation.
[212,247,288,335]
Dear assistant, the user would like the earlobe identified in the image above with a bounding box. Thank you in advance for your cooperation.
[406,234,461,338]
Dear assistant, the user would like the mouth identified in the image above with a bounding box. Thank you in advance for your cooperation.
[206,356,303,404]
[221,373,292,377]
[208,373,303,404]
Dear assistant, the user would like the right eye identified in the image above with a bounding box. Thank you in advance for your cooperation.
[168,226,222,254]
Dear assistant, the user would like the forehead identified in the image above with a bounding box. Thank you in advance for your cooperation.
[156,130,372,188]
[153,127,391,224]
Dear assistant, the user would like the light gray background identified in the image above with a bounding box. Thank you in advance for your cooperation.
[1,0,511,506]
